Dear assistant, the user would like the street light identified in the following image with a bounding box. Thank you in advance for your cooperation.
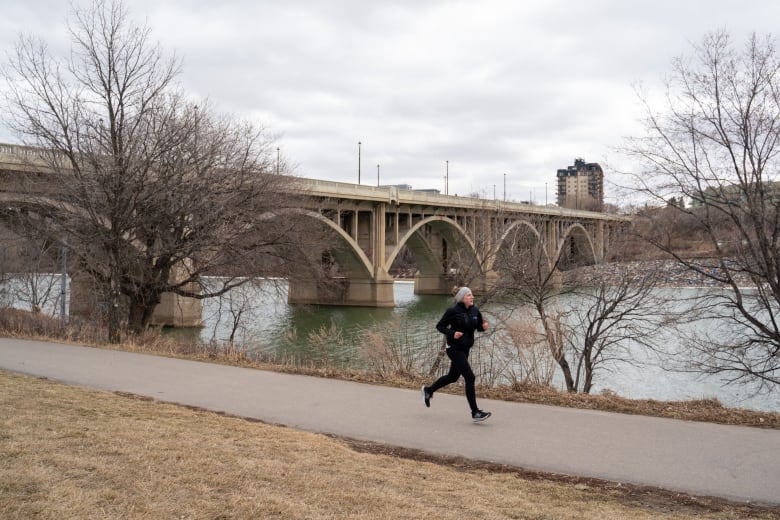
[377,163,380,186]
[445,160,449,195]
[276,147,280,174]
[503,173,506,201]
[358,141,361,184]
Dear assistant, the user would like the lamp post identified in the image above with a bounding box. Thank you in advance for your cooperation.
[445,160,449,195]
[276,147,280,174]
[503,173,506,201]
[377,163,380,186]
[545,182,548,205]
[358,141,361,184]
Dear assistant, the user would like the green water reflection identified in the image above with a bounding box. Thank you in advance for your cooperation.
[166,280,453,368]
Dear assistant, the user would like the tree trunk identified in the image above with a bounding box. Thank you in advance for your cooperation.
[126,292,160,336]
[537,303,575,392]
[582,338,595,394]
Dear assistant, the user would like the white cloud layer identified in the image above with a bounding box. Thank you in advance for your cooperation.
[2,0,779,203]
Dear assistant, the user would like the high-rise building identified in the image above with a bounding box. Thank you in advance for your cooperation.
[556,158,603,211]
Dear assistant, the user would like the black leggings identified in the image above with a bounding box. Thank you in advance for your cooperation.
[429,348,478,413]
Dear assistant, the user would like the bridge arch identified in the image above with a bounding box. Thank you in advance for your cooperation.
[490,219,548,272]
[385,215,478,274]
[261,208,374,278]
[556,223,598,268]
[386,215,485,295]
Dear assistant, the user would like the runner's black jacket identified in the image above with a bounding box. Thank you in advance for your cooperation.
[436,302,486,351]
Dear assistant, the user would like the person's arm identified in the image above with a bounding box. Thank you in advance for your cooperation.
[477,309,488,331]
[436,307,456,339]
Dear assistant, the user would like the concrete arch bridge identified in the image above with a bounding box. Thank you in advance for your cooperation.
[0,143,629,324]
[283,178,630,307]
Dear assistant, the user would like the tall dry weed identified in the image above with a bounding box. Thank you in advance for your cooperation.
[504,317,556,386]
[359,315,438,377]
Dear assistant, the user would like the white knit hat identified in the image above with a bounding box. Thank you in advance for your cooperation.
[454,286,471,303]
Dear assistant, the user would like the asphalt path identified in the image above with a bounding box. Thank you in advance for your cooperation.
[1,337,778,506]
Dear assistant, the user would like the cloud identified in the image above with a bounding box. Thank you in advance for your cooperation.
[3,0,780,203]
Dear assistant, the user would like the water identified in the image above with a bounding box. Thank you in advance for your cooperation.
[3,275,778,413]
[192,279,449,368]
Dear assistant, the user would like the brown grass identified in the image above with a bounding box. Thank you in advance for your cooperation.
[2,371,778,520]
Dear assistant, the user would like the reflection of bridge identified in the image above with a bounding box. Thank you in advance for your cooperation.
[0,142,629,319]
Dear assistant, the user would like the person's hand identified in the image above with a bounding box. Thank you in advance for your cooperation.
[453,331,463,339]
[482,320,489,330]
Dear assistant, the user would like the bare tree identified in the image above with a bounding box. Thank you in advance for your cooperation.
[492,225,580,390]
[562,258,671,394]
[493,223,671,394]
[621,30,780,389]
[1,0,307,341]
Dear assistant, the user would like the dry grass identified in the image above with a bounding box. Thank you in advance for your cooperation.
[2,371,778,520]
[480,383,780,430]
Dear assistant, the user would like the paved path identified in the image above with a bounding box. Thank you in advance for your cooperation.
[1,338,779,506]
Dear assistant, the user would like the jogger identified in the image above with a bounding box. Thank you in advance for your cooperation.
[422,287,491,422]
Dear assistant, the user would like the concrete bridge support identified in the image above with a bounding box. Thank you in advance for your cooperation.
[68,271,203,328]
[151,290,203,327]
[412,272,452,295]
[287,275,395,307]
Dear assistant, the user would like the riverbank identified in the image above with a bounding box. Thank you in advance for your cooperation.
[565,258,754,287]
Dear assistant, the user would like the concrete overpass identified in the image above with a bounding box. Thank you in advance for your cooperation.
[0,142,630,323]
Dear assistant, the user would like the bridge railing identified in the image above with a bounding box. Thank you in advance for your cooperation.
[288,175,628,222]
[0,142,62,159]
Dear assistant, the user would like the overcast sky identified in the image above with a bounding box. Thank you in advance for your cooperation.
[2,1,779,203]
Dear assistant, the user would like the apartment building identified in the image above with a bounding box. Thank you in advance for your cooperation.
[556,158,603,211]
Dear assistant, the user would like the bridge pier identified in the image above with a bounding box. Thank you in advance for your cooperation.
[287,276,395,307]
[69,272,202,328]
[413,269,500,298]
[151,291,203,327]
[413,272,453,295]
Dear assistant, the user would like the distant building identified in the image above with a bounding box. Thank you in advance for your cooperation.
[380,184,413,190]
[379,184,441,194]
[556,158,603,211]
